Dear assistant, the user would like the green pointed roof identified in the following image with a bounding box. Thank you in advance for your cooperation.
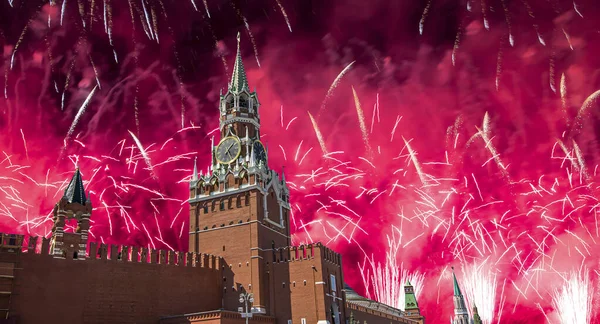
[404,280,419,310]
[473,304,482,324]
[452,267,463,297]
[229,32,249,93]
[64,168,87,205]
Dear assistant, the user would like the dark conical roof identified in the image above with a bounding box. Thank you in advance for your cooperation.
[64,168,87,205]
[452,267,463,297]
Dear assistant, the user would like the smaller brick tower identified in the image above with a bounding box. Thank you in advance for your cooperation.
[404,280,424,323]
[50,168,92,259]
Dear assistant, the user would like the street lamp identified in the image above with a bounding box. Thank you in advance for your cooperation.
[239,292,255,324]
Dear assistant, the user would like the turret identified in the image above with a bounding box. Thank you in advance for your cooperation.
[452,267,469,324]
[193,156,198,181]
[404,280,424,323]
[51,168,92,260]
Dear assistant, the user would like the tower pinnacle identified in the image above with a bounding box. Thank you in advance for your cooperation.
[451,266,469,324]
[64,168,87,205]
[229,32,249,93]
[193,156,198,181]
[452,267,463,297]
[403,279,423,323]
[473,303,483,324]
[52,168,92,259]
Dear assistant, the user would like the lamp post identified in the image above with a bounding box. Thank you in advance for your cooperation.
[239,292,254,324]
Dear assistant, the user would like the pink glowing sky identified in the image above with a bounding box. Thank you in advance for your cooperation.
[3,0,600,322]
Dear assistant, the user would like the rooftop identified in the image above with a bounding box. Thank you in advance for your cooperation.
[343,283,406,318]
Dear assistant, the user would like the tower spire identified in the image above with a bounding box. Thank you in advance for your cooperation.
[472,303,482,324]
[451,267,469,324]
[452,267,463,297]
[64,167,87,205]
[52,167,92,259]
[229,32,249,93]
[193,156,198,181]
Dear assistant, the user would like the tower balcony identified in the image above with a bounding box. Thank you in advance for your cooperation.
[0,234,23,252]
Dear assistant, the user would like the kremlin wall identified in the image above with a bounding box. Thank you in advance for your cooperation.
[0,235,222,323]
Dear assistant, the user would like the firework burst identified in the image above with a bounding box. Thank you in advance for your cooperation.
[2,1,600,323]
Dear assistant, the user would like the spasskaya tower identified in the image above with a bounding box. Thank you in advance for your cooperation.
[188,32,291,315]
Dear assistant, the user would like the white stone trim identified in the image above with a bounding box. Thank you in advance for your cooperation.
[189,220,289,239]
[189,185,259,203]
[326,293,343,301]
[220,117,260,130]
[251,307,266,314]
[264,217,285,229]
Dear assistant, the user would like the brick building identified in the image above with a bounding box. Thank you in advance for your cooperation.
[0,33,425,324]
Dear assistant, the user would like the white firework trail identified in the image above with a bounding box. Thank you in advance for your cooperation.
[61,0,67,26]
[352,86,372,158]
[201,0,210,18]
[551,269,593,324]
[274,0,292,32]
[127,130,158,180]
[403,137,427,186]
[64,85,98,146]
[461,260,497,324]
[573,89,600,135]
[318,60,356,118]
[419,0,432,35]
[358,231,424,311]
[574,2,583,18]
[190,0,198,11]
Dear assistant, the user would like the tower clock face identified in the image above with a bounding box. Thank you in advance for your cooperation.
[253,140,267,165]
[216,136,242,164]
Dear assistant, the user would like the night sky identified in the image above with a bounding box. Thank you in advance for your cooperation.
[2,0,600,322]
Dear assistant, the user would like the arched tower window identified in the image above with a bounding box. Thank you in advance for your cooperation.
[239,96,248,112]
[226,96,234,114]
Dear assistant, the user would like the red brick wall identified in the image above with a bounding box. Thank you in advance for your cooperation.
[270,244,345,324]
[190,184,291,316]
[160,309,277,324]
[197,223,259,311]
[3,240,222,324]
[346,303,420,324]
[314,245,346,324]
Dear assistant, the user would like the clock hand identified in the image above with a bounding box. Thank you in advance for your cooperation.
[226,146,237,157]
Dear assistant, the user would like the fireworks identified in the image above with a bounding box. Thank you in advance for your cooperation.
[551,269,593,324]
[1,0,600,323]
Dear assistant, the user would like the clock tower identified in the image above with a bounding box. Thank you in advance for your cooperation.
[188,33,291,315]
